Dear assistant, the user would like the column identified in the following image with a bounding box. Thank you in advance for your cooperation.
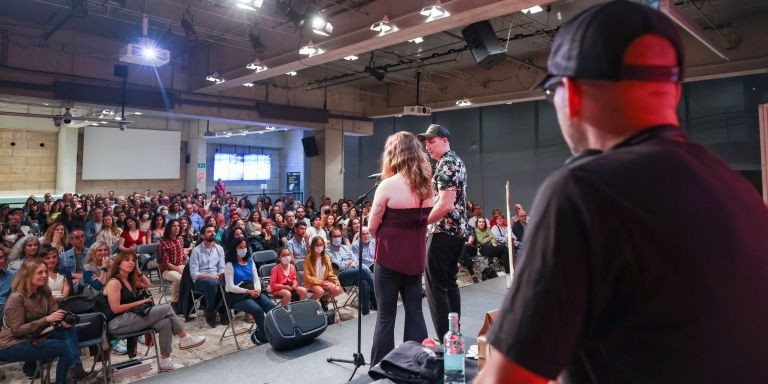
[280,129,305,198]
[186,127,208,193]
[324,121,344,200]
[55,126,77,193]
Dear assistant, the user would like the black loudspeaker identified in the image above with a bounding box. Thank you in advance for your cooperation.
[264,300,327,350]
[462,21,506,70]
[301,136,320,158]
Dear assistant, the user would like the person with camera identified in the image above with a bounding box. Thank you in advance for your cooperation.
[103,251,205,372]
[0,259,95,384]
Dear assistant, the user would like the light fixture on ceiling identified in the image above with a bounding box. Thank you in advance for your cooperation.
[311,12,333,36]
[364,53,386,81]
[408,36,424,44]
[521,5,544,14]
[343,55,359,61]
[456,98,471,107]
[265,126,276,130]
[286,71,298,76]
[239,129,248,136]
[278,0,305,27]
[180,7,198,41]
[243,82,255,87]
[205,72,226,84]
[114,116,122,121]
[299,41,323,56]
[246,59,268,72]
[133,111,143,115]
[420,1,450,22]
[370,15,397,35]
[235,0,263,11]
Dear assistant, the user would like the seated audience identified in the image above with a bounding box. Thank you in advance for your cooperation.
[178,216,196,253]
[158,219,187,313]
[103,251,205,372]
[189,225,227,327]
[58,228,88,290]
[95,214,122,249]
[304,236,341,312]
[306,216,327,243]
[351,226,376,271]
[1,224,21,256]
[467,205,489,229]
[119,217,147,252]
[8,235,41,272]
[84,207,103,247]
[286,221,310,260]
[0,248,13,320]
[257,220,280,251]
[0,259,95,384]
[82,242,111,298]
[223,236,276,345]
[475,218,510,274]
[42,223,69,252]
[41,245,70,300]
[269,248,308,305]
[511,210,527,248]
[149,213,165,244]
[327,228,374,315]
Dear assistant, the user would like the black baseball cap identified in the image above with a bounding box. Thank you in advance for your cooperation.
[417,124,450,141]
[539,0,684,90]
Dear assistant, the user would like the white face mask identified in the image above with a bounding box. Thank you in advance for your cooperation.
[314,246,324,254]
[4,234,17,243]
[236,248,247,258]
[331,237,342,247]
[280,256,291,264]
[142,214,149,220]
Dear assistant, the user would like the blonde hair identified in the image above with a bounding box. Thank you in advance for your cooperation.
[11,258,51,297]
[380,131,433,201]
[86,241,111,267]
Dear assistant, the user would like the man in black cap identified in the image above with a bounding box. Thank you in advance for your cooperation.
[417,124,470,339]
[477,1,768,383]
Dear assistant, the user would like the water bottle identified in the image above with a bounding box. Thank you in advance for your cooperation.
[443,312,465,384]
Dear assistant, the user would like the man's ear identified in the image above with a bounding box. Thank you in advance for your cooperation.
[563,77,582,120]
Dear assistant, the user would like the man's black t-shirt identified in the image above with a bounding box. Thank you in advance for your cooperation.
[487,126,768,383]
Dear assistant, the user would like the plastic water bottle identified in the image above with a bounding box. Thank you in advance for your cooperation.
[444,312,465,384]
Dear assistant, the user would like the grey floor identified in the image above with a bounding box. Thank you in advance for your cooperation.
[138,277,511,384]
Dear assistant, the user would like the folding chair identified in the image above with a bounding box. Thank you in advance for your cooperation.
[251,250,277,265]
[258,263,276,298]
[294,259,305,273]
[110,328,161,373]
[155,264,169,304]
[217,275,255,350]
[76,313,110,384]
[189,288,207,328]
[136,244,159,281]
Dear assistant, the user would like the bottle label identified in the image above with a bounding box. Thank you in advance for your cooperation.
[444,353,464,371]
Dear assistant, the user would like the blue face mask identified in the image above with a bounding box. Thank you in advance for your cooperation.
[237,248,248,258]
[331,237,342,247]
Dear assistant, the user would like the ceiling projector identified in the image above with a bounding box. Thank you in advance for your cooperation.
[119,38,170,67]
[403,105,432,116]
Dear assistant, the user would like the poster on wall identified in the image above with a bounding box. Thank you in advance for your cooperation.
[287,172,300,192]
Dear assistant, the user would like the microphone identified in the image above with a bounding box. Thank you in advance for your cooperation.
[367,173,382,180]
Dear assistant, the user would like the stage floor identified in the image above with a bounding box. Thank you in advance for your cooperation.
[138,276,510,384]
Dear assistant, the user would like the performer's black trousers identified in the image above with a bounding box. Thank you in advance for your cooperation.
[370,263,428,366]
[425,232,464,339]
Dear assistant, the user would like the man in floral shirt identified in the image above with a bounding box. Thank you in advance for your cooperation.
[418,124,469,338]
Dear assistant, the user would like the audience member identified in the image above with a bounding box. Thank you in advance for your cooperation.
[257,220,280,251]
[42,223,69,252]
[269,248,307,305]
[327,228,374,315]
[0,249,14,320]
[41,245,70,300]
[306,216,327,243]
[511,210,527,246]
[96,214,122,249]
[351,226,376,271]
[304,236,341,312]
[467,204,489,228]
[119,216,147,252]
[149,213,166,244]
[474,218,510,274]
[1,224,21,256]
[84,207,103,247]
[286,221,309,260]
[8,235,41,272]
[82,242,111,298]
[189,225,226,327]
[158,219,187,313]
[58,228,88,288]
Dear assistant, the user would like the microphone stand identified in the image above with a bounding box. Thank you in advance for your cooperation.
[327,179,380,381]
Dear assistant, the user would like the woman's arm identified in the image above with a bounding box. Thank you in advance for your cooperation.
[367,181,389,237]
[251,262,262,292]
[104,279,151,314]
[3,294,62,338]
[61,278,71,299]
[135,271,151,289]
[118,236,131,252]
[224,263,247,294]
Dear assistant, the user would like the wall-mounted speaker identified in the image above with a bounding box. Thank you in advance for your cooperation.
[185,154,191,164]
[301,136,319,158]
[462,21,506,70]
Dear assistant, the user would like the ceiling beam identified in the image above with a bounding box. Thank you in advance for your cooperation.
[195,0,552,93]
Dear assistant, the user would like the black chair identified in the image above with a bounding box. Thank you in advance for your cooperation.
[75,313,110,384]
[251,250,277,266]
[109,328,161,373]
[216,274,254,350]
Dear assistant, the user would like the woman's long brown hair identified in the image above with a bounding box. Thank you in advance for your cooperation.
[108,250,141,290]
[380,131,433,201]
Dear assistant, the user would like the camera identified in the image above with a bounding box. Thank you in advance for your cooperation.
[61,311,80,326]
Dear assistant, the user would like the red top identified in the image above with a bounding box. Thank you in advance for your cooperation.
[120,230,147,249]
[270,263,298,293]
[158,236,186,273]
[375,207,431,275]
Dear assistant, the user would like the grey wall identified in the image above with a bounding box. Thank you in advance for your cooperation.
[344,72,768,212]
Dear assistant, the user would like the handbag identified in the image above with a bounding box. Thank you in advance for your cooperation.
[225,280,255,305]
[58,295,95,314]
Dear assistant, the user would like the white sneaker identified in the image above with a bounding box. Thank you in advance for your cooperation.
[179,334,206,350]
[159,358,184,372]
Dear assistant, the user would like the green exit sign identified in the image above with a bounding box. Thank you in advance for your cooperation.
[197,163,205,169]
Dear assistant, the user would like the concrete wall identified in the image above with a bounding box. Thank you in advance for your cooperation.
[0,129,57,194]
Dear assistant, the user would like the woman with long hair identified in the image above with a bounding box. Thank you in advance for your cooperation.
[118,216,147,252]
[41,245,70,300]
[149,213,166,244]
[0,259,95,384]
[103,251,205,371]
[82,242,111,298]
[474,217,510,274]
[367,131,434,365]
[42,222,69,252]
[96,214,122,249]
[8,235,41,272]
[223,237,276,345]
[178,216,196,253]
[303,236,341,311]
[246,211,262,236]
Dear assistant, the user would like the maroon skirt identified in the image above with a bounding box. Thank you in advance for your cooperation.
[375,207,431,276]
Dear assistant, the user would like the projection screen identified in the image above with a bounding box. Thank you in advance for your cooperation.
[82,127,181,180]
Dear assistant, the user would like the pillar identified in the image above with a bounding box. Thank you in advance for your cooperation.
[324,122,344,200]
[55,126,77,194]
[186,126,208,193]
[280,129,305,198]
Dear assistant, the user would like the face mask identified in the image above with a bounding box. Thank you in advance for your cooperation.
[331,237,342,247]
[236,248,247,258]
[4,235,17,242]
[280,256,291,264]
[161,210,169,216]
[142,214,149,220]
[314,246,324,254]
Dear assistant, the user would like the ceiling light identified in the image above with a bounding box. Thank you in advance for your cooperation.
[114,116,122,121]
[278,0,305,27]
[246,60,268,72]
[235,0,263,11]
[311,13,333,36]
[408,37,424,44]
[133,111,143,115]
[370,15,397,35]
[344,55,359,61]
[299,41,323,56]
[286,71,298,76]
[140,45,157,60]
[521,5,544,14]
[243,82,255,87]
[420,1,450,22]
[456,98,471,107]
[205,72,226,84]
[265,126,276,130]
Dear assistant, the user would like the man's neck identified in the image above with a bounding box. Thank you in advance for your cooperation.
[203,240,215,249]
[74,246,84,253]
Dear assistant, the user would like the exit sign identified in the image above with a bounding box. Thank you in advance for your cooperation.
[197,163,205,169]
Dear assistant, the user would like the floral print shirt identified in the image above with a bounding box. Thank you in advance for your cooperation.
[431,150,469,239]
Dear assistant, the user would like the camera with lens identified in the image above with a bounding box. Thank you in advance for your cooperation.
[61,311,80,326]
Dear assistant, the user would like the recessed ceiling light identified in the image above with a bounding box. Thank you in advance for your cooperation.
[299,41,324,56]
[521,5,544,14]
[408,37,424,44]
[420,1,450,22]
[456,98,471,107]
[243,82,255,87]
[245,60,268,72]
[343,55,359,61]
[265,126,276,130]
[286,71,298,76]
[205,72,225,84]
[235,0,263,11]
[370,15,397,35]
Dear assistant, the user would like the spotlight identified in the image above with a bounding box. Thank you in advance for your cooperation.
[246,59,268,72]
[521,5,544,14]
[311,12,333,36]
[456,98,471,107]
[141,46,157,59]
[364,66,385,81]
[62,108,72,124]
[286,71,298,76]
[235,0,263,11]
[205,72,226,84]
[278,1,305,27]
[299,41,323,56]
[343,55,359,61]
[420,1,450,21]
[249,28,266,54]
[408,37,424,44]
[133,111,143,115]
[243,82,255,87]
[370,15,397,35]
[181,8,198,41]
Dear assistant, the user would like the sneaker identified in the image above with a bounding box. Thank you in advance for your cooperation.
[66,363,97,383]
[159,358,184,372]
[112,342,128,355]
[179,334,206,350]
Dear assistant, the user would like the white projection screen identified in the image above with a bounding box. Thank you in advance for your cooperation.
[82,127,181,180]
